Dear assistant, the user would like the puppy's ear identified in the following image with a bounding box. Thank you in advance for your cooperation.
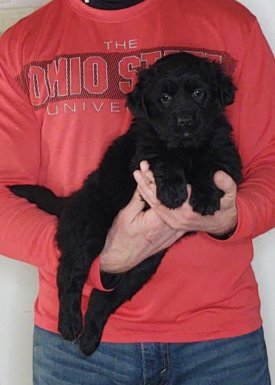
[126,69,150,118]
[215,65,236,107]
[218,72,236,106]
[209,61,236,107]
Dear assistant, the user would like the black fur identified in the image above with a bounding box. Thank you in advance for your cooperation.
[9,52,242,356]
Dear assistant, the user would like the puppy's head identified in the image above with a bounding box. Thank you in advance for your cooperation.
[127,52,235,149]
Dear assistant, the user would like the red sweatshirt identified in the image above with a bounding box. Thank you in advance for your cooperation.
[0,0,274,343]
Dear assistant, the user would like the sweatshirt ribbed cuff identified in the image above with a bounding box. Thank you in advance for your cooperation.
[88,256,124,291]
[202,193,254,244]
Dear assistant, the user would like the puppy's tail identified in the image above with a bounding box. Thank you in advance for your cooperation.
[9,184,68,217]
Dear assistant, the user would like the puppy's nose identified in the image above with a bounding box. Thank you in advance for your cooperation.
[177,115,194,127]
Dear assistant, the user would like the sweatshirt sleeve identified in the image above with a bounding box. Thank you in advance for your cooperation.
[88,256,124,291]
[0,54,61,273]
[207,19,275,243]
[0,32,118,291]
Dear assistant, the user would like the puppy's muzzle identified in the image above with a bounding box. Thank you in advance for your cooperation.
[176,113,196,139]
[177,114,194,128]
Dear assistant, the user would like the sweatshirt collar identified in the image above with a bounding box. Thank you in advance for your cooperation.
[66,0,161,22]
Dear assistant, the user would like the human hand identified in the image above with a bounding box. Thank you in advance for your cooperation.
[134,161,238,237]
[99,189,185,274]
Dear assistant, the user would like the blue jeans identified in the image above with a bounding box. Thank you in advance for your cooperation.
[33,326,271,385]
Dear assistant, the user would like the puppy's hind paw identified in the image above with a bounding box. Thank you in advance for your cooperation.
[79,329,101,356]
[58,312,83,342]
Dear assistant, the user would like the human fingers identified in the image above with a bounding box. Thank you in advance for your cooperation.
[120,189,146,221]
[139,161,155,186]
[140,160,150,173]
[149,185,194,231]
[133,170,159,208]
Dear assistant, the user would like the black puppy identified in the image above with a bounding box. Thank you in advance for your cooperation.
[10,52,242,356]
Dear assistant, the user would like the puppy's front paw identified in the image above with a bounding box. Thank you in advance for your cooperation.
[190,185,223,215]
[157,178,188,209]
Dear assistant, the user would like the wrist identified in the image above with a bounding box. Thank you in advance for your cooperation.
[207,211,238,239]
[208,225,237,240]
[100,251,129,274]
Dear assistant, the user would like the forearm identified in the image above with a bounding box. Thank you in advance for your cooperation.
[0,187,60,272]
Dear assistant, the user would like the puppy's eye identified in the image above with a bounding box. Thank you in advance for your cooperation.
[192,88,205,100]
[160,93,172,106]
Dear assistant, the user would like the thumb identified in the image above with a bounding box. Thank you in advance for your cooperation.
[214,170,236,196]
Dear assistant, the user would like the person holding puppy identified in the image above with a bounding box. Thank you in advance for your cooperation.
[0,0,274,384]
